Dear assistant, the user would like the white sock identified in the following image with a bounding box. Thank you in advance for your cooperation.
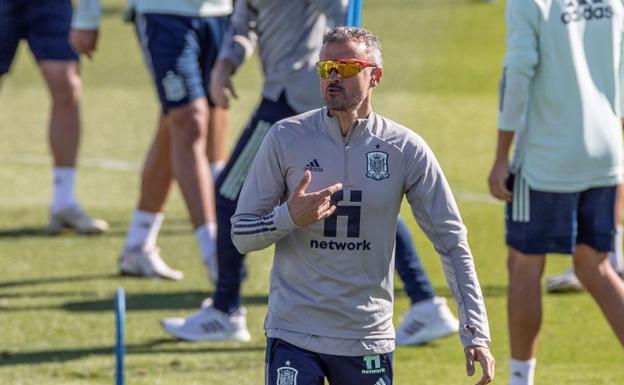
[210,161,226,180]
[509,358,536,385]
[123,209,164,251]
[51,167,78,213]
[608,224,624,273]
[195,223,217,267]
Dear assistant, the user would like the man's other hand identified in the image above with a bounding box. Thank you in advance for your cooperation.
[69,29,99,59]
[488,158,512,202]
[465,345,495,385]
[210,59,237,108]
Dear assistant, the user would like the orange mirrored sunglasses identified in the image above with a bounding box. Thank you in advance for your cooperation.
[316,59,377,79]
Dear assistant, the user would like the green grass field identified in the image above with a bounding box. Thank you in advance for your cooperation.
[1,1,622,384]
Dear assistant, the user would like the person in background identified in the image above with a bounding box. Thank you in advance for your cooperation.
[490,1,624,384]
[71,0,232,279]
[0,0,109,235]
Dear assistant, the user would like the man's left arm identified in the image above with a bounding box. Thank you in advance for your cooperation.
[405,140,494,384]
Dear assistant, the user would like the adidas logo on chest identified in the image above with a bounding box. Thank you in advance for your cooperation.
[303,158,324,172]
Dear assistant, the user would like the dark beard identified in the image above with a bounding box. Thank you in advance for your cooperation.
[323,93,364,111]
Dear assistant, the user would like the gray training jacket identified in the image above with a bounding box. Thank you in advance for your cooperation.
[232,108,491,353]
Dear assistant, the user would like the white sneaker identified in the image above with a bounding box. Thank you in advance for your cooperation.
[545,267,583,293]
[161,304,251,342]
[201,297,214,308]
[48,205,109,235]
[119,247,184,281]
[396,297,459,345]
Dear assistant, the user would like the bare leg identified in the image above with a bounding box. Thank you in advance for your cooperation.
[138,114,174,213]
[37,61,108,234]
[39,61,81,167]
[119,115,182,280]
[507,247,546,359]
[547,184,624,291]
[574,244,624,345]
[610,184,624,274]
[167,98,215,228]
[206,105,229,165]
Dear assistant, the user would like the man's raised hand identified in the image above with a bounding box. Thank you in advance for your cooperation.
[287,171,343,226]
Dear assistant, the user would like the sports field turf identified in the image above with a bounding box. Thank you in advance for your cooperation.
[1,1,622,384]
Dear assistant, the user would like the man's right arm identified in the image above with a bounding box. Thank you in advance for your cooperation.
[72,0,102,30]
[70,0,102,57]
[231,124,342,254]
[489,0,539,201]
[217,0,257,72]
[230,125,296,254]
[211,0,257,107]
[498,0,539,132]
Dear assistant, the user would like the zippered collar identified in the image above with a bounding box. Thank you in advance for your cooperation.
[320,107,375,147]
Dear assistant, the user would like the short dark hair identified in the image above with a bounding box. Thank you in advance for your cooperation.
[322,26,383,66]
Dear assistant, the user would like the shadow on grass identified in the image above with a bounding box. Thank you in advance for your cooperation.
[0,222,190,239]
[0,339,265,366]
[0,291,269,312]
[0,290,99,299]
[95,219,192,238]
[61,292,269,312]
[0,226,54,238]
[0,273,118,289]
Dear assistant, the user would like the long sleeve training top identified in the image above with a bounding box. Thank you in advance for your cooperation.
[232,108,491,355]
[499,0,623,192]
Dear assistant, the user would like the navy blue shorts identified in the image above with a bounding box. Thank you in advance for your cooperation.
[265,338,393,385]
[0,0,78,74]
[134,13,228,111]
[505,173,616,254]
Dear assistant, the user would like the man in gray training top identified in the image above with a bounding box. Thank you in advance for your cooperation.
[161,0,460,347]
[232,27,495,385]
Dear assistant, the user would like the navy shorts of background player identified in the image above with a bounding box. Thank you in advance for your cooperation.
[505,173,616,255]
[134,13,229,111]
[266,338,394,385]
[0,0,78,75]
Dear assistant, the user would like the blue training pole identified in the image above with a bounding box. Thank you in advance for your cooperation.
[345,0,363,27]
[114,287,126,385]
